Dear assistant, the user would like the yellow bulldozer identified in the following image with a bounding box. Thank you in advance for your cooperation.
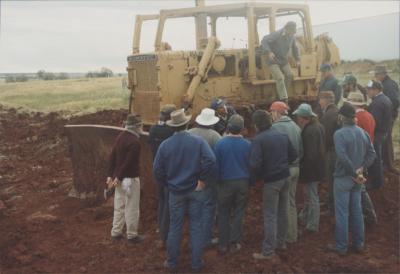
[66,1,340,200]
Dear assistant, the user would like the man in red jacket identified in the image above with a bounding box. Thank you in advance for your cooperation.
[107,114,144,243]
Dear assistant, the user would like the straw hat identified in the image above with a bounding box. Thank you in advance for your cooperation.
[166,109,192,127]
[344,92,367,106]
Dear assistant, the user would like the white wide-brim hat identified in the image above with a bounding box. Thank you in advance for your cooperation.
[195,108,220,126]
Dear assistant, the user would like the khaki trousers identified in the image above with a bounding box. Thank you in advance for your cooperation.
[270,63,293,100]
[111,177,141,239]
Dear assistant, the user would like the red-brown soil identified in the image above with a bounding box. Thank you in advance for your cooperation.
[0,105,399,273]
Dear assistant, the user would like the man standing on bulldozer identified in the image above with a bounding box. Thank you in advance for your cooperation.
[261,21,300,102]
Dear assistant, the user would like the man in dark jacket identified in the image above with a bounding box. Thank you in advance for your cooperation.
[367,80,393,189]
[148,104,176,248]
[107,114,144,243]
[319,64,342,105]
[293,104,326,233]
[319,91,339,213]
[261,21,300,101]
[153,109,217,272]
[374,65,399,173]
[250,110,297,260]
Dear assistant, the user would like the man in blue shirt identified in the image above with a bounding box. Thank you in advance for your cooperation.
[328,103,376,256]
[153,109,217,272]
[250,110,297,260]
[214,114,251,254]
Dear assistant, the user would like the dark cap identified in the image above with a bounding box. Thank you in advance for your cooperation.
[228,114,244,132]
[319,63,332,72]
[366,80,383,91]
[210,98,226,110]
[338,103,356,118]
[285,21,297,31]
[342,74,357,85]
[161,104,177,115]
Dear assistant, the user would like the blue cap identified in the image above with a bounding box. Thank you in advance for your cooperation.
[293,103,317,117]
[210,98,226,110]
[319,63,332,72]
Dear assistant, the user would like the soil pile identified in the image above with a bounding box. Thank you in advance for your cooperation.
[0,105,398,273]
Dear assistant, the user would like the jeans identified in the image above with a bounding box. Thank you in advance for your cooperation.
[217,179,249,249]
[286,167,299,243]
[270,64,293,100]
[111,178,141,239]
[167,189,206,270]
[334,176,364,252]
[203,182,217,246]
[157,185,169,242]
[262,178,289,256]
[299,181,320,232]
[368,132,387,190]
[326,149,337,211]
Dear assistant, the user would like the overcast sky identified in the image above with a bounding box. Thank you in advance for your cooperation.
[0,0,398,73]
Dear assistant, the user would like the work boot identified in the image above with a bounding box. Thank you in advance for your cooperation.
[163,260,177,273]
[111,234,123,241]
[252,252,279,261]
[326,244,347,256]
[127,235,145,244]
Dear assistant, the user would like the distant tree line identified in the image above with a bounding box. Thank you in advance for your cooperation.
[86,67,114,78]
[5,74,29,83]
[37,70,69,81]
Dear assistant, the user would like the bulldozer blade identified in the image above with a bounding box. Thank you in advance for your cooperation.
[64,125,154,202]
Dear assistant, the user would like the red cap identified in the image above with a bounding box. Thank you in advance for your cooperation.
[269,101,289,114]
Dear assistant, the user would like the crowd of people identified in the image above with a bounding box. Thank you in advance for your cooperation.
[105,61,398,272]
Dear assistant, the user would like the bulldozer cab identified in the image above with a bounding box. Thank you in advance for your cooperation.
[127,2,331,125]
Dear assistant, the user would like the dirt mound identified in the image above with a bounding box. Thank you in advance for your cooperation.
[0,105,399,273]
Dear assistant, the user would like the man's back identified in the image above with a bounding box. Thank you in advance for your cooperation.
[153,131,216,194]
[108,131,141,180]
[148,123,174,158]
[215,136,251,181]
[250,128,297,183]
[368,93,393,134]
[188,127,221,148]
[382,76,399,119]
[320,104,339,150]
[271,116,303,165]
[333,125,376,178]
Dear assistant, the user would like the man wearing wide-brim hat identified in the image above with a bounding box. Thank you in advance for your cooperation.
[153,108,217,272]
[374,65,399,174]
[107,114,145,243]
[189,108,221,248]
[293,103,326,234]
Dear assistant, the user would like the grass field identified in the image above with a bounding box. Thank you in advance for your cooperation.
[0,77,129,115]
